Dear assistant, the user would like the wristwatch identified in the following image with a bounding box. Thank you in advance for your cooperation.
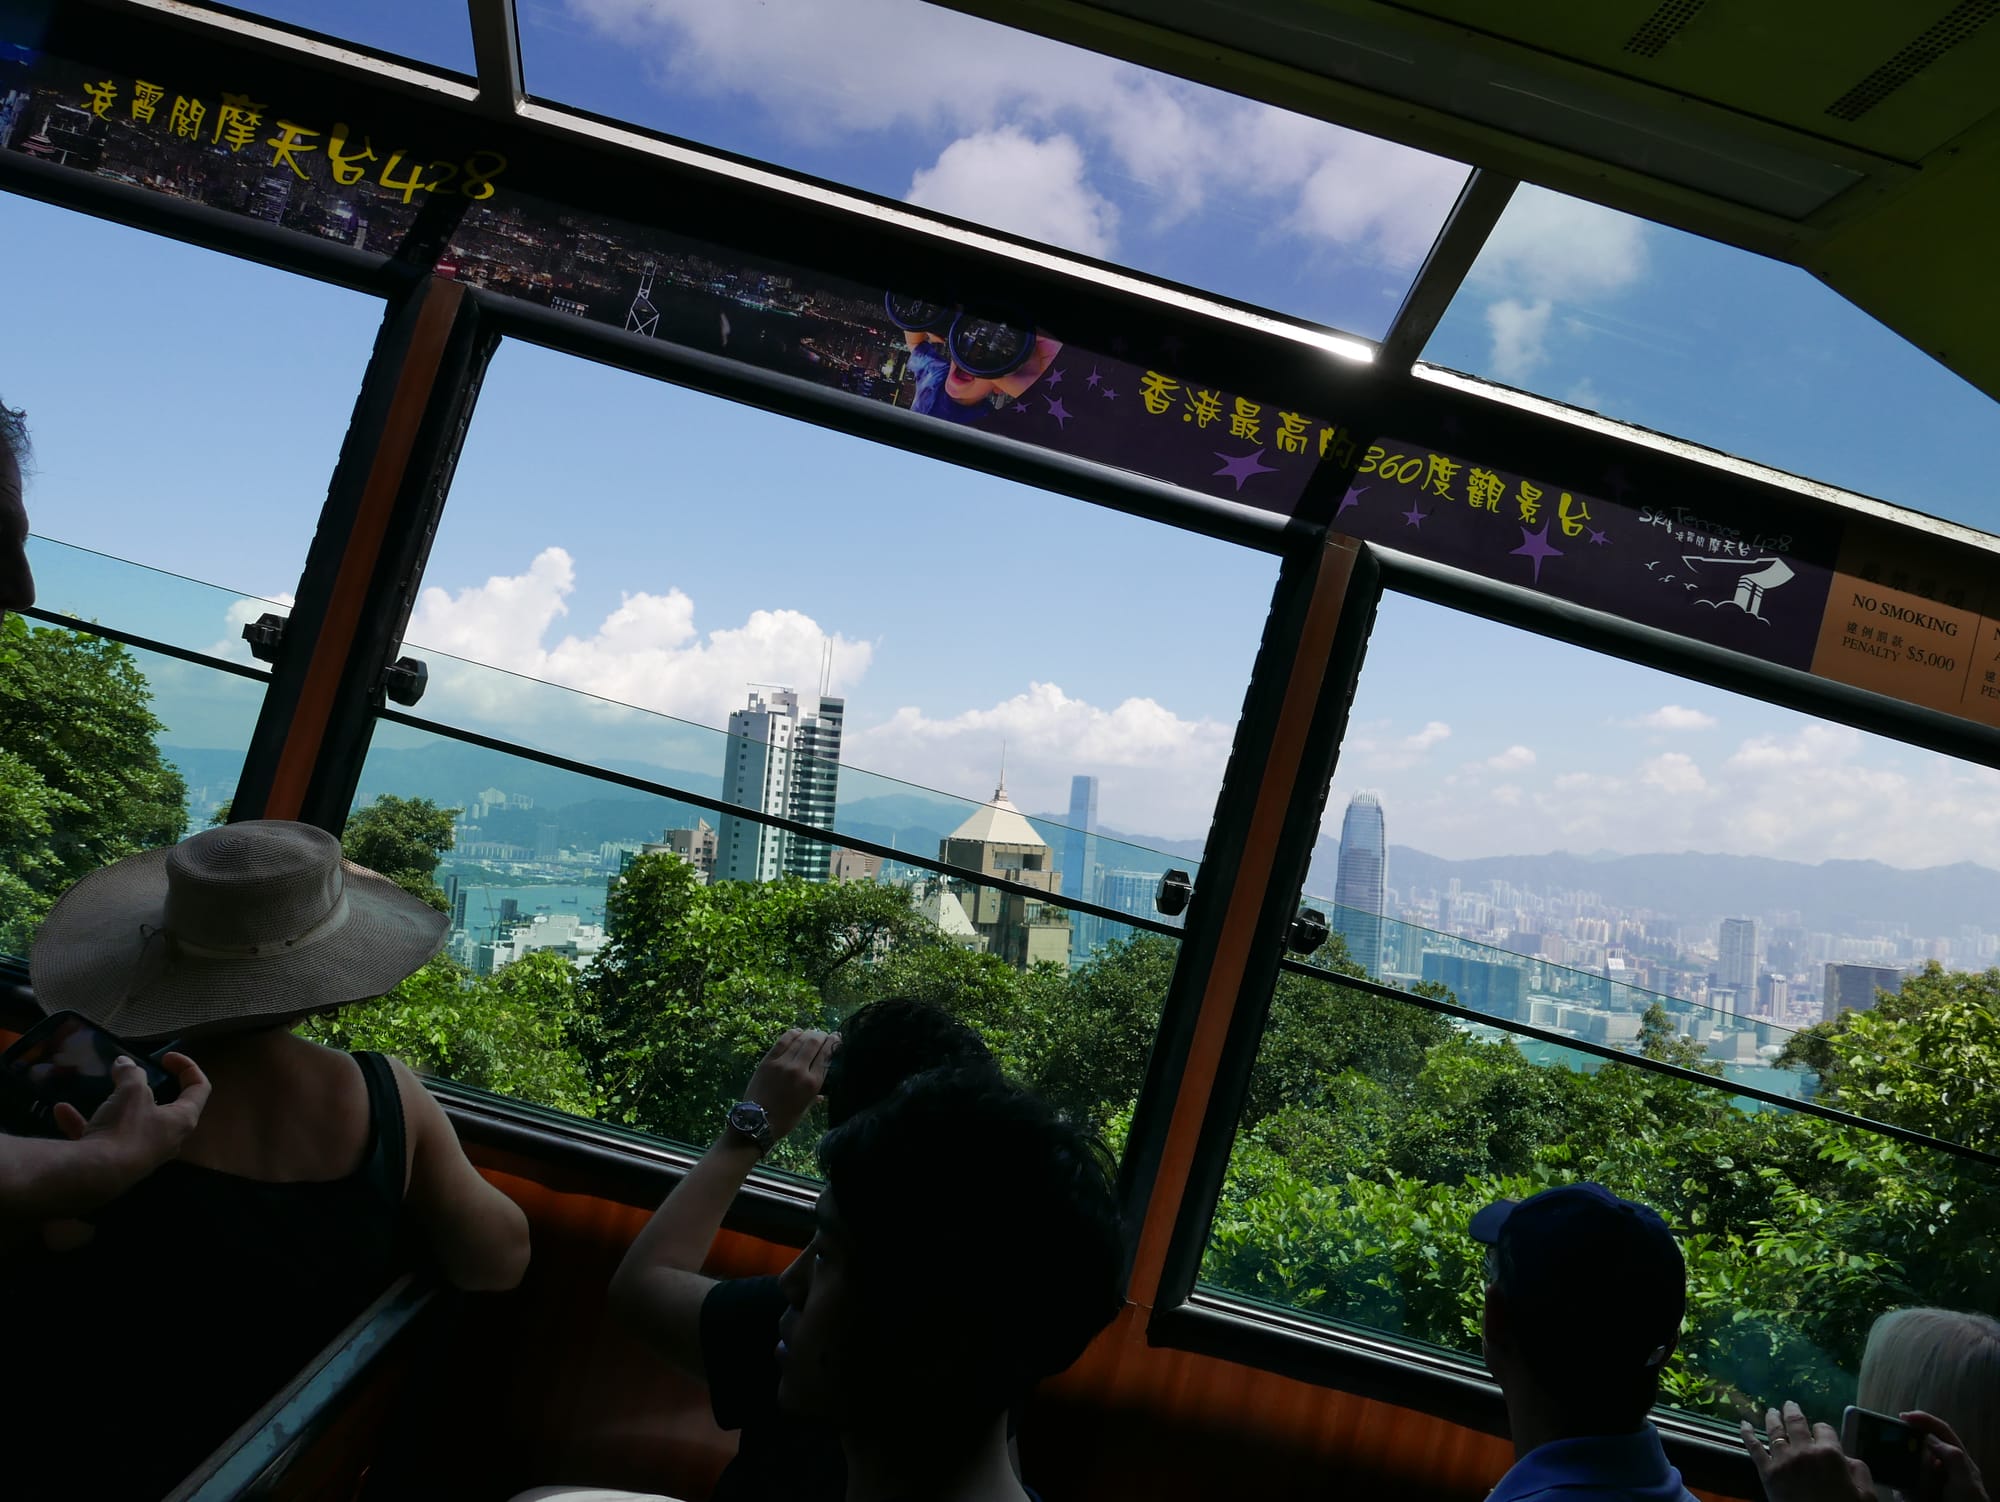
[726,1100,774,1154]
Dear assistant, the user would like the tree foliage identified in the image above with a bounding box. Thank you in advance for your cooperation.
[339,794,460,912]
[0,617,187,953]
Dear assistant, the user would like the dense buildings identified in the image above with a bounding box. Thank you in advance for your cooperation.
[716,688,845,884]
[1823,962,1905,1022]
[1332,792,1388,976]
[1718,918,1758,994]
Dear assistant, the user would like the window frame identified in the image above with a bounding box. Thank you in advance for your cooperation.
[6,5,2000,1485]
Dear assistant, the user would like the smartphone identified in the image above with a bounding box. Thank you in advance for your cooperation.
[1843,1405,1924,1491]
[0,1011,180,1137]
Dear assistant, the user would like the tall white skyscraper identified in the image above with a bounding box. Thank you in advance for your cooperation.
[717,688,845,883]
[1332,792,1388,976]
[1718,918,1758,994]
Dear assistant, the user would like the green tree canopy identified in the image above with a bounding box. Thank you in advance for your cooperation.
[340,794,460,912]
[0,616,187,953]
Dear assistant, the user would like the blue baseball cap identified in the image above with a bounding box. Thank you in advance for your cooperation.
[1470,1183,1686,1373]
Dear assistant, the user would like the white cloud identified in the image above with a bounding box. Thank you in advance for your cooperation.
[1640,752,1709,796]
[216,551,1233,839]
[396,547,874,734]
[848,681,1233,839]
[1341,718,1452,774]
[1485,745,1537,772]
[1343,711,2000,868]
[1623,705,1719,732]
[1464,184,1650,382]
[1485,298,1554,382]
[908,130,1116,258]
[1404,721,1452,753]
[1469,185,1649,303]
[560,0,1464,268]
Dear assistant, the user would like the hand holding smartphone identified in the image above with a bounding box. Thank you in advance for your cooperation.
[1844,1406,1925,1492]
[1,1011,181,1138]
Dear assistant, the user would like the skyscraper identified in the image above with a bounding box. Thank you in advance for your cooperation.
[1718,918,1758,994]
[1332,792,1387,976]
[717,688,845,883]
[1062,775,1102,961]
[1061,775,1099,904]
[1822,963,1903,1023]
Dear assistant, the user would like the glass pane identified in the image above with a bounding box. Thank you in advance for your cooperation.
[1423,185,2000,535]
[1200,966,2000,1427]
[322,715,1178,1172]
[1,621,267,957]
[403,340,1265,918]
[516,0,1469,338]
[190,0,477,74]
[0,195,382,594]
[27,536,293,668]
[1313,590,2000,1081]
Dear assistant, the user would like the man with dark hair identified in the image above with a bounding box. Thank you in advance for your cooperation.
[777,1067,1125,1502]
[1472,1183,1698,1502]
[607,1001,999,1501]
[1,400,34,619]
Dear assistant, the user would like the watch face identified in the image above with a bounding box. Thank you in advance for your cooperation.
[729,1102,770,1141]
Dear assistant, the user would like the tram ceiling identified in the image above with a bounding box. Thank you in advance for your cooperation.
[930,0,2000,404]
[6,0,2000,766]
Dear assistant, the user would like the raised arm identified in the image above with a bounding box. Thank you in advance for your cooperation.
[0,1053,210,1228]
[390,1056,531,1292]
[608,1028,837,1379]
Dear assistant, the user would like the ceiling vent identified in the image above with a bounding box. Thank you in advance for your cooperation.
[1826,0,1999,120]
[1623,0,1708,58]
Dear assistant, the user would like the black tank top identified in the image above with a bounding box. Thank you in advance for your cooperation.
[9,1051,411,1501]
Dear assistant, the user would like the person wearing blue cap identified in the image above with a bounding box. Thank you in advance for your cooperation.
[1471,1182,1698,1502]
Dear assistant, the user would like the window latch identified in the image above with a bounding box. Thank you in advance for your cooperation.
[381,655,429,707]
[1286,906,1329,956]
[241,612,286,664]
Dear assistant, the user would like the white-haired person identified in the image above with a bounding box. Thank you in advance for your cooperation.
[12,819,531,1498]
[1743,1308,1994,1502]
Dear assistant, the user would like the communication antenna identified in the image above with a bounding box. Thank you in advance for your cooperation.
[819,638,833,698]
[625,262,660,338]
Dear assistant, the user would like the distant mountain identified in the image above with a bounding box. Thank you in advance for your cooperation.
[1355,844,2000,935]
[178,737,1993,937]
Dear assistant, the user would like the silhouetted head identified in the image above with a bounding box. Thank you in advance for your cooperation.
[1474,1183,1686,1436]
[822,998,996,1128]
[776,1068,1125,1434]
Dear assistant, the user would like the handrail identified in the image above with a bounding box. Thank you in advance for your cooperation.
[376,705,1188,940]
[165,1273,439,1502]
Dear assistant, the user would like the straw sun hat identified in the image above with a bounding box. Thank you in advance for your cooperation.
[30,820,449,1043]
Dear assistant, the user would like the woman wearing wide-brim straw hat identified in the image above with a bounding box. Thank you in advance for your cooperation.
[15,820,532,1501]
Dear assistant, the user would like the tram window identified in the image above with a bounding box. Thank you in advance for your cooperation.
[405,339,1270,916]
[319,716,1180,1174]
[0,624,266,959]
[187,0,478,75]
[515,0,1470,339]
[0,195,383,595]
[1422,185,2000,535]
[1197,589,2000,1429]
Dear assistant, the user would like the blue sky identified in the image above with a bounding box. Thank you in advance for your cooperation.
[8,0,2000,865]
